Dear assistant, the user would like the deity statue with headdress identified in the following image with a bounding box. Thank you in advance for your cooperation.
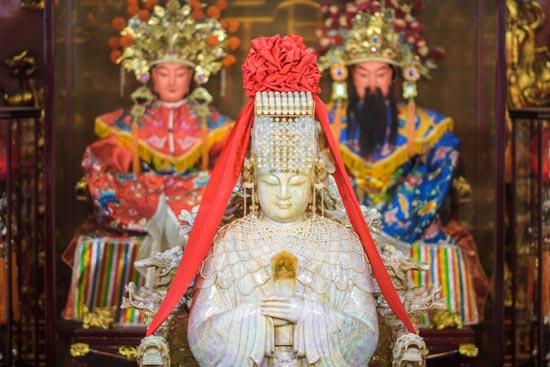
[144,34,423,366]
[315,0,488,326]
[62,0,239,324]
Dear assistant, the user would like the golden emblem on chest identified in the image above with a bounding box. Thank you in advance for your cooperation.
[272,251,298,283]
[271,251,298,348]
[271,250,298,293]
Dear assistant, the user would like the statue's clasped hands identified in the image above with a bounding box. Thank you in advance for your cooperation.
[261,296,305,325]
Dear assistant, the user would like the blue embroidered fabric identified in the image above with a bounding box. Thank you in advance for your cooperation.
[331,101,460,244]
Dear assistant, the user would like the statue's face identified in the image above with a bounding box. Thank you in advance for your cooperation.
[256,169,313,224]
[351,61,393,100]
[151,63,193,103]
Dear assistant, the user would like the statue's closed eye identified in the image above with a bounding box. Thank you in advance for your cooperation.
[262,175,279,185]
[288,175,306,185]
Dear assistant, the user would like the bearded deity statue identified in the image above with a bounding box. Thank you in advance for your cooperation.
[62,0,239,323]
[316,0,488,326]
[139,34,424,367]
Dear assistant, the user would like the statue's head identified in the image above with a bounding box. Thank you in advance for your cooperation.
[151,62,193,103]
[112,0,239,100]
[247,90,330,224]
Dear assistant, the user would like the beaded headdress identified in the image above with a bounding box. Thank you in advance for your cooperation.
[109,0,239,85]
[316,0,444,100]
[252,91,316,173]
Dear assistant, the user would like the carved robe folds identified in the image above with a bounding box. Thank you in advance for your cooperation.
[188,215,379,366]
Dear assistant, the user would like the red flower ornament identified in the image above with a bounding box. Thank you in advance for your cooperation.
[241,35,321,97]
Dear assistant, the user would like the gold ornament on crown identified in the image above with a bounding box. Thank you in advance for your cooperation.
[109,0,240,86]
[316,0,444,100]
[344,11,401,68]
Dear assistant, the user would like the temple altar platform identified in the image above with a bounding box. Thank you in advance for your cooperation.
[64,324,478,367]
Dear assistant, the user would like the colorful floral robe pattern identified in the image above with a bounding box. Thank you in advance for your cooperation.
[331,101,458,244]
[63,99,232,323]
[330,101,486,325]
[87,99,232,233]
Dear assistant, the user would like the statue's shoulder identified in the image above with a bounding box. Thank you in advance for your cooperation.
[302,216,373,293]
[315,216,366,252]
[395,101,455,146]
[396,101,454,127]
[95,108,127,126]
[310,217,369,270]
[200,216,269,273]
[211,217,249,250]
[416,105,454,131]
[198,216,272,292]
[94,103,158,138]
[197,221,239,286]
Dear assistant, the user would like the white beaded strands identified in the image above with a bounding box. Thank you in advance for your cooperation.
[252,91,316,173]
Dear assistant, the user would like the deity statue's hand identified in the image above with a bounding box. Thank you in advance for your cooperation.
[261,296,305,324]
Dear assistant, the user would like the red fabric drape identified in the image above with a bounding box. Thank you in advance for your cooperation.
[147,101,255,335]
[313,95,415,333]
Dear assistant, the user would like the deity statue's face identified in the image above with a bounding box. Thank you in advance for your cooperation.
[152,63,193,103]
[256,169,313,224]
[351,61,393,100]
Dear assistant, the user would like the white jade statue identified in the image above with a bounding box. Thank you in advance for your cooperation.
[187,92,379,366]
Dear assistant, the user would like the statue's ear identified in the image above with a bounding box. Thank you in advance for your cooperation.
[319,148,335,174]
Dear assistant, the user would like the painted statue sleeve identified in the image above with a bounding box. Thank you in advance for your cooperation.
[380,131,460,243]
[188,274,271,367]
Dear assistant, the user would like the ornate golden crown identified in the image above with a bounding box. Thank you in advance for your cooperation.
[109,0,239,85]
[344,11,401,67]
[316,0,444,100]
